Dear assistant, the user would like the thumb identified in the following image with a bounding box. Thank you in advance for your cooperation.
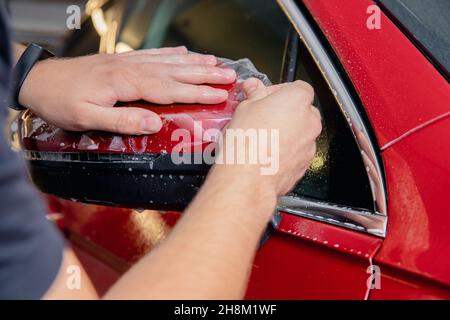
[80,104,163,135]
[242,78,269,101]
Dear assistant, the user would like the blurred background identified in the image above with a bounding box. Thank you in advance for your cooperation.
[6,0,287,82]
[7,0,86,53]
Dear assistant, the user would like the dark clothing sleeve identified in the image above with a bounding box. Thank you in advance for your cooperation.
[0,0,64,299]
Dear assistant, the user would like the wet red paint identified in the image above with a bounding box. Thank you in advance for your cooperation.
[303,0,450,298]
[303,0,450,148]
[370,272,450,300]
[48,196,380,299]
[377,118,450,289]
[56,198,181,264]
[276,213,381,259]
[246,214,382,299]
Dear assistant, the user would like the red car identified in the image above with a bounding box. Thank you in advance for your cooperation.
[18,0,450,299]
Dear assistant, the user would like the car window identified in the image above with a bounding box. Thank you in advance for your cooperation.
[122,0,290,83]
[121,0,373,209]
[290,41,373,210]
[64,0,373,210]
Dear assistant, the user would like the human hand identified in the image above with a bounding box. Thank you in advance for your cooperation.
[19,46,236,135]
[216,78,322,201]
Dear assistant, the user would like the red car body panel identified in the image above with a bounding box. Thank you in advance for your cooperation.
[48,197,381,299]
[370,271,450,300]
[71,245,121,297]
[303,0,450,148]
[42,0,450,299]
[245,214,382,299]
[378,119,450,287]
[302,0,450,297]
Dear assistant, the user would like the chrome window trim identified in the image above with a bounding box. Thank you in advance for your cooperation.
[278,196,386,237]
[276,0,387,237]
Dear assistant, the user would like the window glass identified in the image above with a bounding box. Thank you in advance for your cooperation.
[291,42,373,209]
[136,0,290,83]
[68,0,373,209]
[127,0,373,209]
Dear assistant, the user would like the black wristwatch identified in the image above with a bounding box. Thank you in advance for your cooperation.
[10,44,55,111]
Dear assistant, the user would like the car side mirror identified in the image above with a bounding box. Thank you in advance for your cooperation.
[18,58,270,212]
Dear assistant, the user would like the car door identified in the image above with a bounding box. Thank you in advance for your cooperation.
[245,1,386,299]
[53,0,388,299]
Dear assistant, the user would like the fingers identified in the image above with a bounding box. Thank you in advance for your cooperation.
[263,80,321,137]
[169,65,236,84]
[120,46,218,66]
[267,83,289,94]
[131,78,229,105]
[244,80,313,104]
[119,46,188,57]
[242,78,269,101]
[108,65,231,104]
[106,48,235,105]
[124,53,218,66]
[266,80,315,107]
[79,104,163,135]
[145,81,229,104]
[136,63,236,84]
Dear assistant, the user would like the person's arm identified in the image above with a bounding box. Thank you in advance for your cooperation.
[12,40,320,299]
[105,166,276,299]
[44,164,275,299]
[44,163,274,299]
[43,79,321,299]
[7,44,236,300]
[104,79,320,299]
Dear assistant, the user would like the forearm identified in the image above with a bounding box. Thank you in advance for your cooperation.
[41,75,319,300]
[104,165,277,299]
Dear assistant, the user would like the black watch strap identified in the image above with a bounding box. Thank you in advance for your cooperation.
[10,44,55,111]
